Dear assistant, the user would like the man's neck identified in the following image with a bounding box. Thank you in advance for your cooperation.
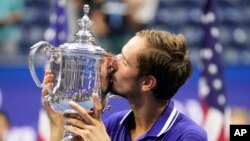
[129,99,169,141]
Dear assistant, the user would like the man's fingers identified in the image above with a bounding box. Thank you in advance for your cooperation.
[64,117,89,129]
[43,96,54,114]
[42,73,53,84]
[64,124,89,140]
[44,70,52,76]
[69,101,93,124]
[42,70,53,97]
[92,93,102,119]
[42,83,53,97]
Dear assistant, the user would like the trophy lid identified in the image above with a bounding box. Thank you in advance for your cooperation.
[75,4,94,43]
[62,4,106,54]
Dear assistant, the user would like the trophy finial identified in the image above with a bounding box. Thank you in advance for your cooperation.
[74,4,94,43]
[84,4,90,16]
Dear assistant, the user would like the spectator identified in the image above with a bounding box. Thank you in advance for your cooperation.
[0,0,24,61]
[0,110,36,141]
[231,106,250,124]
[89,0,159,54]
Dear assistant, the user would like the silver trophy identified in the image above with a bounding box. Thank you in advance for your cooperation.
[28,4,112,141]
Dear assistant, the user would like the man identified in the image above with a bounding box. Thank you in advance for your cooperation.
[43,29,207,141]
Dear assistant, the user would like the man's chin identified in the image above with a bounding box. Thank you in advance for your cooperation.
[109,89,125,98]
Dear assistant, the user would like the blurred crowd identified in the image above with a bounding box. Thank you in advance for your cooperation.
[0,0,24,62]
[67,0,159,54]
[0,110,36,141]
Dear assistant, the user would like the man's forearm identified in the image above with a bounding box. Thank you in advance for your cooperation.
[50,123,64,141]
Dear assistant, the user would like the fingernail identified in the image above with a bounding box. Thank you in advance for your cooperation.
[69,100,75,105]
[92,92,99,98]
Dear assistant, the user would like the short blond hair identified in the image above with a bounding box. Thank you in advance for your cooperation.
[136,29,192,100]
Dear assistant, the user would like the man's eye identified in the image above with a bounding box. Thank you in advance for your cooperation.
[122,60,128,65]
[116,54,128,65]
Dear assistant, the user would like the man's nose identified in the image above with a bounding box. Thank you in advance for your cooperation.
[109,55,118,73]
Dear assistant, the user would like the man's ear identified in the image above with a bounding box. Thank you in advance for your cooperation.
[141,75,157,91]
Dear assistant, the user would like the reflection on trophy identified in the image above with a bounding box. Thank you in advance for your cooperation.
[28,4,113,141]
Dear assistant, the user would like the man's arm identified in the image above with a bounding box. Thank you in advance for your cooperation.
[42,71,64,141]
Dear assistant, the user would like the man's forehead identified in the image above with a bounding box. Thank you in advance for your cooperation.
[122,36,145,53]
[126,36,141,47]
[120,37,146,68]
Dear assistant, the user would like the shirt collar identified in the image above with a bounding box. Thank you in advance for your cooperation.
[119,100,179,138]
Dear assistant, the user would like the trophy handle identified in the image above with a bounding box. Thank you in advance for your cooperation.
[28,41,52,88]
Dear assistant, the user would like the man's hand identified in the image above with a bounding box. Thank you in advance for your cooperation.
[64,93,111,141]
[42,70,64,141]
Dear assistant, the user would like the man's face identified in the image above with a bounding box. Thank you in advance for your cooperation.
[110,36,146,98]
